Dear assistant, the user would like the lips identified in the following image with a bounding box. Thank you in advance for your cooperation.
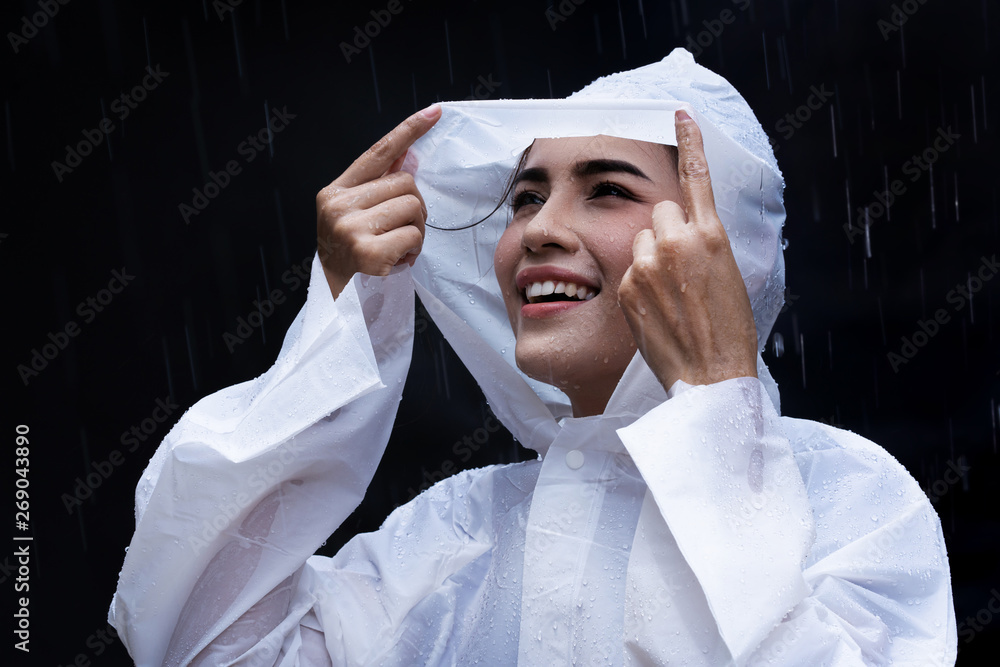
[524,280,597,303]
[515,266,600,318]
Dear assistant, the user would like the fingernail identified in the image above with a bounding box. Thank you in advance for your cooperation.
[676,109,692,122]
[421,103,441,119]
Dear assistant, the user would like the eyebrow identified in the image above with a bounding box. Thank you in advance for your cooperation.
[512,159,652,188]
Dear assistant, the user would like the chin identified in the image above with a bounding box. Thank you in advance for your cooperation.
[513,333,636,394]
[514,344,576,390]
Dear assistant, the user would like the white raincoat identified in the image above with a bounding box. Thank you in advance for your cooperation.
[110,49,957,666]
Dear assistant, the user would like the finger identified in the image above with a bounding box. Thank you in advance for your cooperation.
[631,228,656,262]
[674,109,718,224]
[336,104,441,188]
[385,150,408,175]
[352,194,426,238]
[649,199,687,240]
[400,149,419,177]
[331,171,426,213]
[363,224,424,273]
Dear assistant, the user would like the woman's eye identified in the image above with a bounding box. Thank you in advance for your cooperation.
[590,182,633,199]
[511,190,544,211]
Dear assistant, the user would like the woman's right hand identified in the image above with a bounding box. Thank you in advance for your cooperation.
[317,104,442,299]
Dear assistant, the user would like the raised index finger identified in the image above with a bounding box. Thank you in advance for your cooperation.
[674,109,718,224]
[335,104,441,188]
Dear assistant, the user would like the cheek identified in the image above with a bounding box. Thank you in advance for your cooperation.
[597,217,649,288]
[493,229,521,307]
[495,226,516,270]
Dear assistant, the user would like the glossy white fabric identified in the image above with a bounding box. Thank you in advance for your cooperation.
[110,49,957,666]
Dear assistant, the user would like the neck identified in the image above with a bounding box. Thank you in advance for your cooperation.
[565,380,618,418]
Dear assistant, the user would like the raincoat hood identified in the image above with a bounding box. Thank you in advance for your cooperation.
[408,48,786,456]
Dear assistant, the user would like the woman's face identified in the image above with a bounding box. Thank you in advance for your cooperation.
[493,135,680,416]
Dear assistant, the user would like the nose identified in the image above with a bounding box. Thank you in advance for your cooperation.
[520,193,580,255]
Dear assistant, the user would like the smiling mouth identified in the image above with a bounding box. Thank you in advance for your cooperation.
[523,280,598,304]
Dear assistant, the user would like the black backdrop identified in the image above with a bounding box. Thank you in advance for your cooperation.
[4,0,998,664]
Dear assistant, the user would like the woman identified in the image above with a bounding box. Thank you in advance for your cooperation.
[111,49,956,665]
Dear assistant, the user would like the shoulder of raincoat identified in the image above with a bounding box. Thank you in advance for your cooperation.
[110,49,957,666]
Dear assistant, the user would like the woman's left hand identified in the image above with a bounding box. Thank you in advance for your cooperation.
[618,109,758,391]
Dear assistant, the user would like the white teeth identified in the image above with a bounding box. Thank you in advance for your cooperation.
[523,280,597,303]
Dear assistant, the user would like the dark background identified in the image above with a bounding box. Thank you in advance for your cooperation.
[3,0,998,664]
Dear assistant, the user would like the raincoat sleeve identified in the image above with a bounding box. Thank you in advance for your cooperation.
[617,376,957,666]
[109,254,432,666]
